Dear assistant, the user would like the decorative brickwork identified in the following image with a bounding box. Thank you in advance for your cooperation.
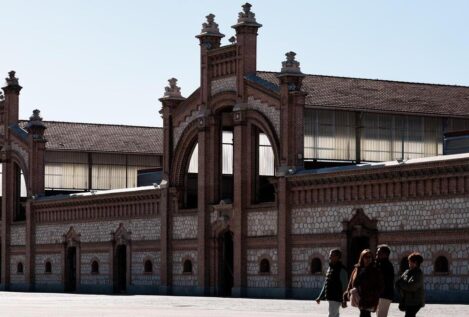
[172,250,198,287]
[247,96,280,137]
[247,248,278,288]
[35,254,62,285]
[131,251,161,286]
[292,197,469,234]
[211,76,236,96]
[81,252,111,286]
[172,215,198,240]
[35,218,161,244]
[173,108,200,151]
[10,224,26,246]
[247,210,277,237]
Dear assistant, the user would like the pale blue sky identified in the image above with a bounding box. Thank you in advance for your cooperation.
[1,0,468,127]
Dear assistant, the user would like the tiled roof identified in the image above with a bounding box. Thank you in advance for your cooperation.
[19,121,163,155]
[255,71,469,117]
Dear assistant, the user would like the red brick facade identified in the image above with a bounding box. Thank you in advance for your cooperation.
[1,3,468,303]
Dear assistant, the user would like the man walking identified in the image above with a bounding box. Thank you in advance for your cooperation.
[316,249,348,317]
[376,244,395,317]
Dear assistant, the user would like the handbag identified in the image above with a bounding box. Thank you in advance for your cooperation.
[350,288,360,308]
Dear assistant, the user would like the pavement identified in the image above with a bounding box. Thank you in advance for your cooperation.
[0,292,467,317]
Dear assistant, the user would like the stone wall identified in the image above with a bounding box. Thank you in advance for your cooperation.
[172,250,198,287]
[10,224,26,246]
[172,215,197,240]
[291,247,333,289]
[35,218,160,244]
[131,251,161,286]
[80,252,111,286]
[292,197,469,234]
[35,254,62,285]
[247,248,278,288]
[211,76,236,96]
[247,210,277,237]
[10,254,26,284]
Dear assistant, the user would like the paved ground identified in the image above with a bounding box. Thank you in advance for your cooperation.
[0,292,467,316]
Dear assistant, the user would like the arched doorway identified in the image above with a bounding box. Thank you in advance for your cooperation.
[343,208,378,271]
[65,246,77,292]
[218,230,234,296]
[114,244,127,293]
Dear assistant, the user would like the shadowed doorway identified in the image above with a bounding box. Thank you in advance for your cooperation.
[65,247,77,292]
[219,231,234,296]
[114,244,127,293]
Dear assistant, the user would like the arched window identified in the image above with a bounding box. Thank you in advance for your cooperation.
[185,143,198,208]
[400,255,410,274]
[310,258,322,274]
[434,256,449,274]
[144,260,153,273]
[91,260,99,274]
[183,259,193,274]
[255,132,275,203]
[17,262,24,274]
[45,261,52,273]
[260,258,270,274]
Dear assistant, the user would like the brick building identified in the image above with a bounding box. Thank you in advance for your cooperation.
[1,3,469,303]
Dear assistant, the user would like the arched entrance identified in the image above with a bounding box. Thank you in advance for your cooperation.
[343,208,378,271]
[218,230,234,296]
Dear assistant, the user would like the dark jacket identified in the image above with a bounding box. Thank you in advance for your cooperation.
[377,258,395,300]
[396,268,425,309]
[317,262,348,302]
[345,264,384,311]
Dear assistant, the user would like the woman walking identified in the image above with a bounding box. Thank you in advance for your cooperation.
[344,249,384,317]
[396,252,425,317]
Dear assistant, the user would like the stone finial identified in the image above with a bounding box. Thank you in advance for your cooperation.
[232,3,262,28]
[162,78,183,99]
[200,13,224,36]
[281,51,302,74]
[26,109,47,139]
[6,70,19,86]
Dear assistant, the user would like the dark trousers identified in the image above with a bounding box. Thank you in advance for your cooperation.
[405,306,421,317]
[359,310,371,317]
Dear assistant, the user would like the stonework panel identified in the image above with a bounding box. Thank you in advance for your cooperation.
[247,210,278,237]
[172,215,198,240]
[247,96,280,137]
[81,252,111,286]
[35,218,161,244]
[292,197,469,234]
[10,254,26,284]
[247,248,278,288]
[211,76,236,96]
[291,247,332,289]
[131,251,161,286]
[11,224,26,246]
[35,253,62,284]
[173,108,200,151]
[172,250,198,287]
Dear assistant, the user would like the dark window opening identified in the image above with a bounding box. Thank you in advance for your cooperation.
[259,258,270,274]
[310,258,322,274]
[45,261,52,273]
[434,256,449,273]
[255,132,275,203]
[185,144,198,209]
[17,262,24,274]
[144,260,153,273]
[91,260,99,274]
[220,130,234,202]
[14,164,26,222]
[183,259,193,274]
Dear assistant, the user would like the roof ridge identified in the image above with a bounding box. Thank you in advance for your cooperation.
[18,119,163,129]
[257,70,469,89]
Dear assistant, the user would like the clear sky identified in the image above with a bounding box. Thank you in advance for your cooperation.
[1,0,468,128]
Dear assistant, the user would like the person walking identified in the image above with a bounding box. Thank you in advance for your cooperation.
[376,244,395,317]
[396,252,425,317]
[316,249,348,317]
[344,249,384,317]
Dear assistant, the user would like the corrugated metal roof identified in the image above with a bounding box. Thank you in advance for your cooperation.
[19,121,163,155]
[255,71,469,117]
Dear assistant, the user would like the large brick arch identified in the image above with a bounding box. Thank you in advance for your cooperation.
[9,150,30,196]
[170,119,199,187]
